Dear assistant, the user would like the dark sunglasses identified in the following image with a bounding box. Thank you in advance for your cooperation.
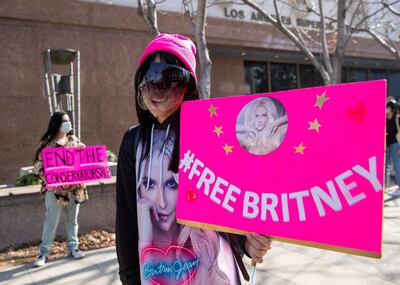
[139,62,191,91]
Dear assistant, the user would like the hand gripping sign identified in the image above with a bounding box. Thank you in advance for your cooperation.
[177,80,386,258]
[42,145,112,188]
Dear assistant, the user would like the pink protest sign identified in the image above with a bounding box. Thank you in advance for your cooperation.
[42,145,112,188]
[177,80,386,258]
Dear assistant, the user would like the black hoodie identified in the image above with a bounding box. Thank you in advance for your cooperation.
[116,119,250,285]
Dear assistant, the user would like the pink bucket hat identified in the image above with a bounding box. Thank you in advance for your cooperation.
[137,33,197,82]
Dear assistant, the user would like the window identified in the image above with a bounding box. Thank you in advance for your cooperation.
[270,62,297,91]
[243,59,399,97]
[346,68,367,82]
[244,61,268,94]
[299,65,323,88]
[370,69,388,80]
[389,71,400,98]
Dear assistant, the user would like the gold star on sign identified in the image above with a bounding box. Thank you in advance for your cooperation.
[294,142,306,155]
[223,143,233,155]
[308,118,322,133]
[314,91,329,109]
[208,105,218,117]
[213,126,224,138]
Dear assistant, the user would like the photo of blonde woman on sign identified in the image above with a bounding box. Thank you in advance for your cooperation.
[236,97,288,155]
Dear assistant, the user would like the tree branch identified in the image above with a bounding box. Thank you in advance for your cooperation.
[343,1,364,51]
[182,0,196,28]
[352,0,400,31]
[273,0,282,25]
[354,19,400,61]
[195,0,212,99]
[364,28,400,60]
[318,0,333,75]
[335,0,347,56]
[383,0,400,16]
[137,0,160,36]
[241,0,331,84]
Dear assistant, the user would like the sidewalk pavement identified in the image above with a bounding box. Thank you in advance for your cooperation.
[1,192,399,285]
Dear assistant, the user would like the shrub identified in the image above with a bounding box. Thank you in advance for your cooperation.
[107,150,117,162]
[16,173,43,186]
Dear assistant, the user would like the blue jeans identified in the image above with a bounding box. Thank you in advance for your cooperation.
[39,191,80,257]
[385,143,400,186]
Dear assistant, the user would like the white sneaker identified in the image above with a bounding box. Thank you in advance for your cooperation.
[390,189,400,197]
[70,249,85,259]
[33,255,47,267]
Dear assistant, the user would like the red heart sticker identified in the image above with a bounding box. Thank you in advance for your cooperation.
[187,188,198,202]
[141,245,200,285]
[345,102,367,124]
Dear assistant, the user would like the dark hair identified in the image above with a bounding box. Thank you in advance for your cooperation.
[387,100,397,112]
[134,51,199,172]
[34,111,72,162]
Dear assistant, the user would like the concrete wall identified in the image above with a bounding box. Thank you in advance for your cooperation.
[0,179,116,249]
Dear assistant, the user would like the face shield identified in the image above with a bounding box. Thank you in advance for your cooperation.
[137,62,191,110]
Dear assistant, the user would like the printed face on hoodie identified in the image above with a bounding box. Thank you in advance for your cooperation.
[140,152,179,233]
[140,55,187,122]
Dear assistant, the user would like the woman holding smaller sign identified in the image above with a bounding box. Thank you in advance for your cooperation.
[116,34,272,285]
[32,111,88,267]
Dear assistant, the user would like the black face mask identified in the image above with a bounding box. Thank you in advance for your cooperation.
[137,62,191,110]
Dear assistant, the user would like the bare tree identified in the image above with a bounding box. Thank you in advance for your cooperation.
[358,1,400,61]
[240,0,335,84]
[183,0,212,99]
[240,0,400,85]
[137,0,160,36]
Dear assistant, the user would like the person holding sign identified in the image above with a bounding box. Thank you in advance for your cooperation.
[32,112,88,267]
[386,100,400,197]
[116,34,272,285]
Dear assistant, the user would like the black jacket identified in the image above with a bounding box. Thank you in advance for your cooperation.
[115,125,250,285]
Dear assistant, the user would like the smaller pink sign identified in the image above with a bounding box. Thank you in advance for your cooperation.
[42,145,112,188]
